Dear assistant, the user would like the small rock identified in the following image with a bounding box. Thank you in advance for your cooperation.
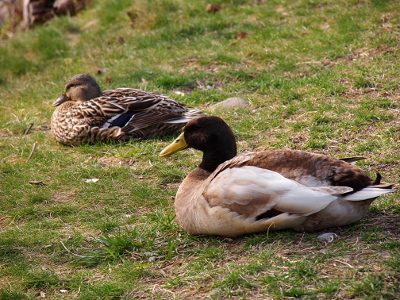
[318,232,338,243]
[144,251,157,262]
[210,97,250,110]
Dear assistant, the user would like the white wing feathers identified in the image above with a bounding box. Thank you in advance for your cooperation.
[343,187,393,201]
[164,110,205,124]
[204,166,345,217]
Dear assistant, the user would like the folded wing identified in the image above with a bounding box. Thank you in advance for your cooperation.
[204,166,340,220]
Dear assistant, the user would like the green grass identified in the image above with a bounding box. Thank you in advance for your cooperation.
[1,0,399,298]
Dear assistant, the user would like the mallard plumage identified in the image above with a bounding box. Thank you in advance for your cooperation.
[51,74,205,145]
[160,116,394,237]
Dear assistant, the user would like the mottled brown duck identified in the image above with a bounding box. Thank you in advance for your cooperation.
[51,74,204,145]
[160,116,393,237]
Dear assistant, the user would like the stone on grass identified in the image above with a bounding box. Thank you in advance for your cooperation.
[210,97,250,110]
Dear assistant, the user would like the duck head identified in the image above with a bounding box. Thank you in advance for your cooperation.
[52,74,102,106]
[160,116,237,172]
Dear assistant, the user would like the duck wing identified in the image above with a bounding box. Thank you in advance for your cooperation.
[114,98,193,132]
[101,88,205,130]
[198,154,392,235]
[71,95,159,117]
[243,150,374,191]
[75,93,191,129]
[203,165,343,220]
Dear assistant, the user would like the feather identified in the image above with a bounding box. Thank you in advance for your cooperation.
[343,187,393,201]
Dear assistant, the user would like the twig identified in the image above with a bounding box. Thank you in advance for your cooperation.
[60,240,71,253]
[60,240,85,257]
[27,142,37,162]
[296,61,321,65]
[334,259,354,268]
[24,123,34,135]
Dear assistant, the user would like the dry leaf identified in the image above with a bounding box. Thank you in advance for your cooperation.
[118,36,125,44]
[126,10,137,27]
[206,4,221,13]
[29,181,46,186]
[236,31,248,39]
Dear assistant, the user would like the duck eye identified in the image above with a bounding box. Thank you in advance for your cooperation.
[66,83,75,90]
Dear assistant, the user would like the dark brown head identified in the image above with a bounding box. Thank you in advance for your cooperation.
[52,74,102,106]
[183,116,236,153]
[160,116,237,172]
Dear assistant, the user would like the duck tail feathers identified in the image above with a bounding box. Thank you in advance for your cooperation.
[165,110,206,124]
[343,187,393,201]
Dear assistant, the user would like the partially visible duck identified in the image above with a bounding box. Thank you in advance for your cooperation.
[160,116,394,237]
[51,74,204,145]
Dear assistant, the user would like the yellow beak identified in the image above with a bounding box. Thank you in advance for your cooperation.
[159,132,188,157]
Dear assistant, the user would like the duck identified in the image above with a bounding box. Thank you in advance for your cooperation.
[159,116,394,237]
[51,74,205,145]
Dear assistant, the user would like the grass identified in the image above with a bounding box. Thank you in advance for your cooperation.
[0,0,399,298]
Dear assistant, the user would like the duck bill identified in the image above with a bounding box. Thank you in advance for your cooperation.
[52,94,68,106]
[159,133,188,157]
